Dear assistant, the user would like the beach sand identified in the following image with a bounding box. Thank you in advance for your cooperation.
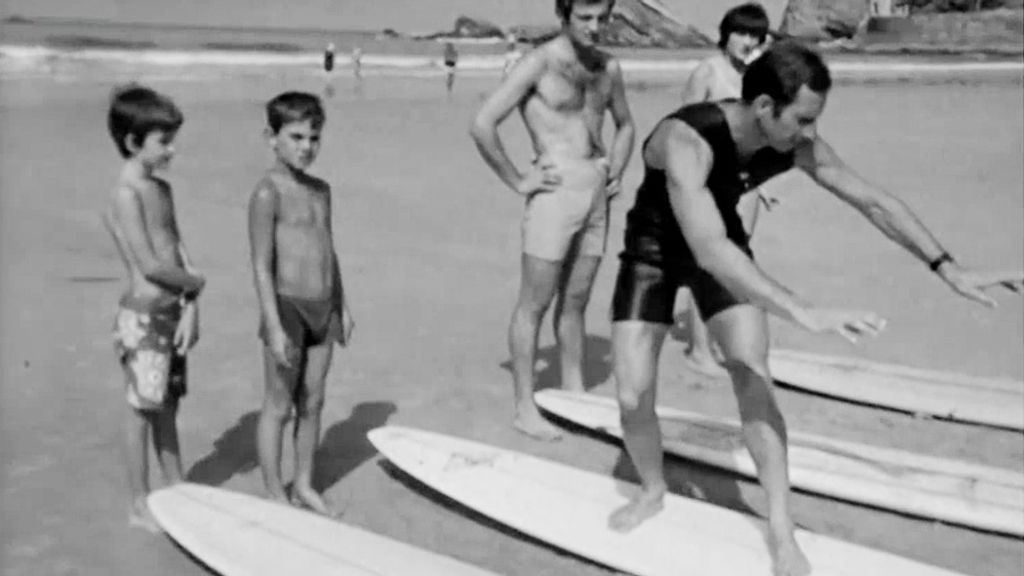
[0,64,1022,576]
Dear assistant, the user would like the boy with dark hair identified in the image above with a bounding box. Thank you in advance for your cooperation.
[104,83,205,532]
[609,41,1022,575]
[249,91,354,516]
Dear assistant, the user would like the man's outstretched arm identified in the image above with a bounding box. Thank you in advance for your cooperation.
[664,123,884,341]
[799,137,1024,306]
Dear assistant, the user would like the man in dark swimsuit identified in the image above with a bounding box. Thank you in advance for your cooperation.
[606,41,1023,576]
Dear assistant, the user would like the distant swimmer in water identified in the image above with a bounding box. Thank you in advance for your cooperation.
[502,36,522,78]
[351,46,363,80]
[470,0,636,441]
[443,42,458,93]
[323,42,335,73]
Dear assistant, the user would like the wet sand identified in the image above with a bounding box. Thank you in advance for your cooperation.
[0,65,1022,576]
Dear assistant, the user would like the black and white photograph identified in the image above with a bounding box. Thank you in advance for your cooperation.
[1,1,1022,575]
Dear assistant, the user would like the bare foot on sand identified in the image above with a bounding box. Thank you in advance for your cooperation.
[513,408,563,441]
[128,499,162,534]
[293,484,340,518]
[769,526,812,576]
[608,487,665,532]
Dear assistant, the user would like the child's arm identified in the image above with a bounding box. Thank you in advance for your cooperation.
[331,251,355,346]
[174,242,200,354]
[325,186,354,346]
[248,181,295,366]
[111,183,205,297]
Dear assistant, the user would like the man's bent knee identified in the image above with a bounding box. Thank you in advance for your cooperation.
[720,351,771,384]
[616,386,645,412]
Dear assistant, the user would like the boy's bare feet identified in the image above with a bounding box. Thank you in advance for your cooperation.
[293,484,340,518]
[128,499,162,534]
[608,486,666,532]
[265,483,291,507]
[513,405,563,441]
[768,524,812,576]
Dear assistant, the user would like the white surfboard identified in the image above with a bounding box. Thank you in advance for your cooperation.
[535,389,1024,536]
[769,349,1024,431]
[368,426,970,576]
[147,483,501,576]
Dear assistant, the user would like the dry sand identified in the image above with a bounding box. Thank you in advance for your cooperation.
[1,63,1022,576]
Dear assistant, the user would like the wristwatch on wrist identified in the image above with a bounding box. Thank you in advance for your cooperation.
[928,252,955,273]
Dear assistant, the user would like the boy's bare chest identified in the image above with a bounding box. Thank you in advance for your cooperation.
[137,187,179,239]
[277,190,330,229]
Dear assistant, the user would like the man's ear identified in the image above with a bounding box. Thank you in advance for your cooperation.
[751,93,776,119]
[263,127,276,145]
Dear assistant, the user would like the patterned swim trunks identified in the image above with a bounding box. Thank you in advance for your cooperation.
[113,298,187,411]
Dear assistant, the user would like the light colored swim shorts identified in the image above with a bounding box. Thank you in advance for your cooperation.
[522,156,609,262]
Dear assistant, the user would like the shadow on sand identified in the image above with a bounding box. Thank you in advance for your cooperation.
[314,401,398,492]
[186,411,260,485]
[186,401,398,491]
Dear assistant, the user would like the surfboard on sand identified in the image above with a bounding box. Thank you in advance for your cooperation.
[147,483,501,576]
[368,426,970,576]
[768,349,1024,431]
[535,389,1024,537]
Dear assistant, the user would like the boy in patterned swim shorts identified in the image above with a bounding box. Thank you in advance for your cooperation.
[104,84,205,532]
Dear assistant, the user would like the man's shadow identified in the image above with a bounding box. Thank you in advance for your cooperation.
[499,334,613,392]
[186,402,397,489]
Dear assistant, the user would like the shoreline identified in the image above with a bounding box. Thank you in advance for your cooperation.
[3,44,1023,79]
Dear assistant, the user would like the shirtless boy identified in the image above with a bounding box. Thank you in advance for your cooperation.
[104,84,205,532]
[249,92,354,515]
[470,0,635,440]
[676,2,774,377]
[608,41,1023,575]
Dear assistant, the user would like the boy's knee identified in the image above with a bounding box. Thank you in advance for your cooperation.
[262,396,293,421]
[296,391,325,417]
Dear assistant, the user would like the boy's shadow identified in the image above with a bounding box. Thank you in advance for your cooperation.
[314,401,397,492]
[187,411,260,485]
[186,402,397,489]
[499,335,613,392]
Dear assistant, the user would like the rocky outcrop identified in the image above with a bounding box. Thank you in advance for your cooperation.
[428,0,711,48]
[780,0,872,39]
[603,0,713,47]
[861,8,1024,50]
[418,15,505,40]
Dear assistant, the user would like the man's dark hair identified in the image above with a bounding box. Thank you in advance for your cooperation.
[741,40,832,111]
[265,91,325,134]
[107,84,183,158]
[718,3,770,49]
[555,0,615,22]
